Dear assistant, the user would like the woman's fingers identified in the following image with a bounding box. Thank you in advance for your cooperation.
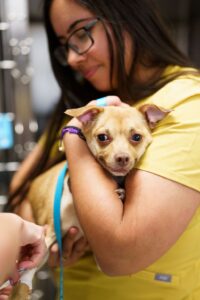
[48,227,79,267]
[48,227,88,268]
[69,237,89,260]
[62,236,88,267]
[62,227,79,259]
[89,96,129,107]
[48,242,60,267]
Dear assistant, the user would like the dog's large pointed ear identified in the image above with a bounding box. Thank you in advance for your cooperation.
[139,104,172,129]
[65,105,104,125]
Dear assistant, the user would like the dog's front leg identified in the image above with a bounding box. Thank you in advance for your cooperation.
[115,188,126,201]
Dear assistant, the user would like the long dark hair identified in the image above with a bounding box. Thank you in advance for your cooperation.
[7,0,196,210]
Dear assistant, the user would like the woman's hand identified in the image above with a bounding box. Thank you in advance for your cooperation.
[66,95,129,128]
[89,95,129,107]
[48,227,89,268]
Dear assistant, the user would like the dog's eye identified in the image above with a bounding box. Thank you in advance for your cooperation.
[97,134,109,142]
[131,133,142,143]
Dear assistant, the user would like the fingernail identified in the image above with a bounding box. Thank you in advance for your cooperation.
[96,97,107,107]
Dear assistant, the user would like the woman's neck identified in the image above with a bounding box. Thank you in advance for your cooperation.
[134,64,166,85]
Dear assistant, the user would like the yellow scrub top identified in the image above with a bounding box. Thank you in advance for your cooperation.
[54,66,200,300]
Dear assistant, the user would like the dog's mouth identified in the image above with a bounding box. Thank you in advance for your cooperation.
[97,156,134,176]
[101,162,132,176]
[107,166,130,176]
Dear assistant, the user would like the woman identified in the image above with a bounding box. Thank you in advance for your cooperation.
[8,0,200,299]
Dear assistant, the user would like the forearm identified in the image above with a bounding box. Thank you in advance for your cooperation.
[63,135,136,274]
[63,132,200,277]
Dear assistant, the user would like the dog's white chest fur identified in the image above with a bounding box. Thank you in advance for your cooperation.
[60,174,84,240]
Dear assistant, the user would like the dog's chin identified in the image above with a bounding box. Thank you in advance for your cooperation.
[98,159,131,176]
[106,167,130,177]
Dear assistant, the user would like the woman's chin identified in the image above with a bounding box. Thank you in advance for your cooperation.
[88,79,112,92]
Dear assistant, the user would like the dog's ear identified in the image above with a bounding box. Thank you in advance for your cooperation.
[65,105,104,125]
[139,104,172,129]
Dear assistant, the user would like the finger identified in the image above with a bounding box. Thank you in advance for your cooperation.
[89,96,119,107]
[0,296,9,300]
[8,266,20,286]
[91,96,129,107]
[104,96,129,107]
[51,242,59,253]
[32,239,48,267]
[103,96,121,106]
[18,238,47,270]
[95,97,107,106]
[62,238,89,267]
[0,286,13,298]
[73,237,88,254]
[48,243,60,267]
[62,227,79,258]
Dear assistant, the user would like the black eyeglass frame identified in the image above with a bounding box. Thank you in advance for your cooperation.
[54,17,100,66]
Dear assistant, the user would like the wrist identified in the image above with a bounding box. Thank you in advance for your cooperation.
[61,126,85,141]
[63,133,92,167]
[59,125,86,151]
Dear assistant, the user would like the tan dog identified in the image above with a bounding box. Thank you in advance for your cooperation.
[9,104,170,299]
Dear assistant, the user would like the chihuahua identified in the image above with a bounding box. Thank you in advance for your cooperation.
[9,104,170,299]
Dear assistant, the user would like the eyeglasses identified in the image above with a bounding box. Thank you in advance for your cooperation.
[54,18,100,66]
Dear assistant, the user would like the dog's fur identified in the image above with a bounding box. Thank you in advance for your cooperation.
[9,104,170,299]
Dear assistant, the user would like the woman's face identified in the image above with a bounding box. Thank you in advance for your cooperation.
[50,0,132,92]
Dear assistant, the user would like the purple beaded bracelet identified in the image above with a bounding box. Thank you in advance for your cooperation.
[59,126,86,151]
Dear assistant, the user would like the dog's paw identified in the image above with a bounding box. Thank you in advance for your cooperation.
[115,188,125,201]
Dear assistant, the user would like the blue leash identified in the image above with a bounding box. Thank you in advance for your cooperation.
[53,162,68,300]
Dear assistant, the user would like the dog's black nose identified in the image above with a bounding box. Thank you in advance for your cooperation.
[115,153,130,166]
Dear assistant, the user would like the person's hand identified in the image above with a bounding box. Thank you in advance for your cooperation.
[0,285,13,300]
[0,215,47,293]
[48,227,89,268]
[0,272,19,299]
[3,221,47,289]
[16,220,47,271]
[89,95,130,107]
[66,95,129,128]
